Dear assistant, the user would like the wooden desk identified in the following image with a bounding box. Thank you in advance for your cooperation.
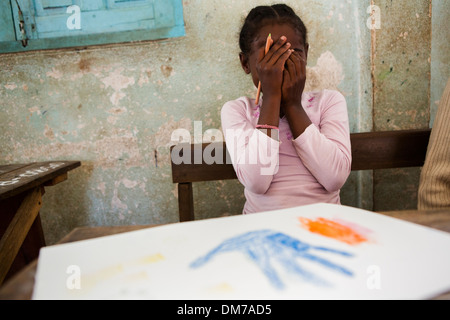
[0,208,449,300]
[0,161,81,285]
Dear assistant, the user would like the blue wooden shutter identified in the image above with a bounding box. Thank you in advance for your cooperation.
[0,1,16,43]
[0,0,185,53]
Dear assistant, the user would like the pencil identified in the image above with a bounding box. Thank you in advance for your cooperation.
[255,33,272,105]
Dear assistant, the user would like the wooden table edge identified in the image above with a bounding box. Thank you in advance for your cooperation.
[0,161,82,201]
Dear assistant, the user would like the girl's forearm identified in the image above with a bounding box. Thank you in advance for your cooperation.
[257,95,282,139]
[284,103,312,139]
[257,94,282,128]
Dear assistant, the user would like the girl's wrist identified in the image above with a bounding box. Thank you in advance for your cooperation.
[258,96,281,127]
[282,100,303,112]
[283,102,306,116]
[261,89,282,102]
[284,103,311,138]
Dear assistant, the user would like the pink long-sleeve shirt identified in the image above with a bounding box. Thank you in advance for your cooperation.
[221,90,352,214]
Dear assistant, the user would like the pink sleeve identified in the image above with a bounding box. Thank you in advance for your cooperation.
[221,99,280,194]
[292,91,352,192]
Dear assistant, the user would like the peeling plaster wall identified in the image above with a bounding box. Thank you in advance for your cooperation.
[0,0,447,244]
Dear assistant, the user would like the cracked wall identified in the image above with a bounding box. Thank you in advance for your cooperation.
[0,0,448,244]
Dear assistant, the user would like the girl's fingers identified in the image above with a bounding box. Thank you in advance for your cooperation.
[269,35,288,54]
[267,47,293,73]
[285,54,297,78]
[258,36,285,63]
[264,36,291,63]
[284,66,291,83]
[290,51,306,78]
[268,44,292,66]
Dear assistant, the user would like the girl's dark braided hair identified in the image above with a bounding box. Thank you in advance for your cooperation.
[239,4,308,56]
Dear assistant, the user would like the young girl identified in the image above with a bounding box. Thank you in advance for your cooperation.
[221,4,352,214]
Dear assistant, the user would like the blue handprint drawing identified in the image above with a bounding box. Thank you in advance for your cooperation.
[190,229,354,289]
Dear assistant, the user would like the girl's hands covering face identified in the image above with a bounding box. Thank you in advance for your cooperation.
[256,36,292,99]
[281,50,306,110]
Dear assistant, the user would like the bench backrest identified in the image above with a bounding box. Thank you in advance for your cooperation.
[171,129,431,221]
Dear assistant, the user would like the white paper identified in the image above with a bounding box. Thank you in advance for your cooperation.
[32,203,450,300]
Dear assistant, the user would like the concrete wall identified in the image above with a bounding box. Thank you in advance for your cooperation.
[0,0,448,244]
[371,0,447,211]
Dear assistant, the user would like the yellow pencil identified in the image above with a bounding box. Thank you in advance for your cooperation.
[255,33,272,105]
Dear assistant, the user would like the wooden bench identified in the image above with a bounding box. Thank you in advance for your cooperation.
[171,129,431,222]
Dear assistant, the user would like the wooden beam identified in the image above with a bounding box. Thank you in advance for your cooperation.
[44,173,68,186]
[171,143,236,183]
[170,129,431,182]
[350,129,431,170]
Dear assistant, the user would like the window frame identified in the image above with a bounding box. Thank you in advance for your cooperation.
[0,0,185,54]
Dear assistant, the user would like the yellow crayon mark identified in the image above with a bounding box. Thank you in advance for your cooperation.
[72,253,165,294]
[208,282,234,294]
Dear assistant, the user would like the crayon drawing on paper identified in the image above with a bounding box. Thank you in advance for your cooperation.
[190,229,354,289]
[31,204,450,300]
[298,217,372,245]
